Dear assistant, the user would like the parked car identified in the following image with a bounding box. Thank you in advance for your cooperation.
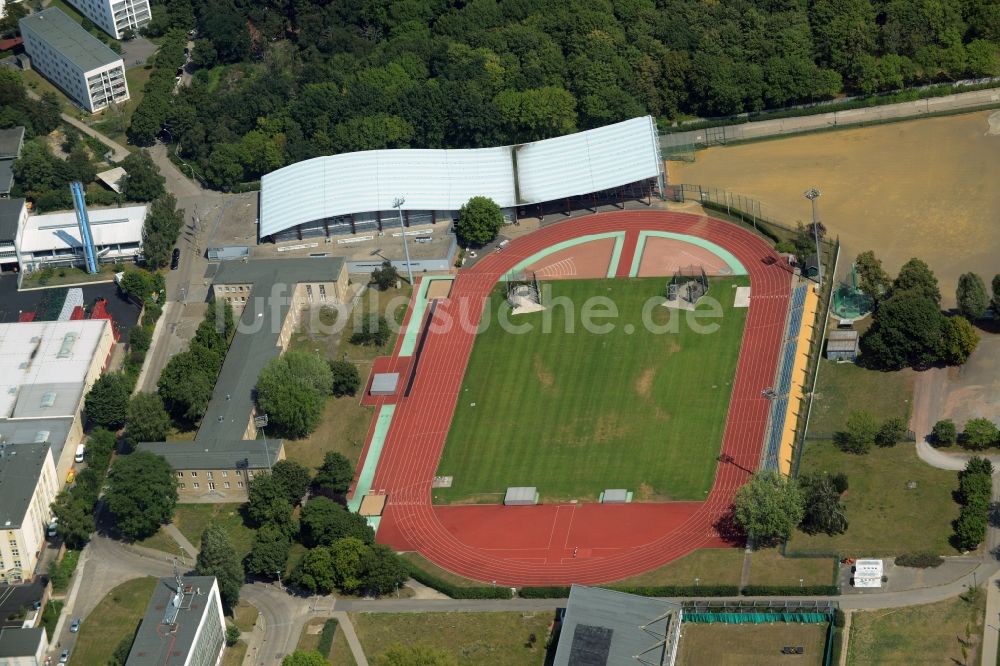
[170,248,181,270]
[69,618,81,633]
[59,650,69,664]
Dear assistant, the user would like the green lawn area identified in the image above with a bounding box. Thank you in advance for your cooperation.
[747,549,836,587]
[350,611,553,666]
[847,593,985,665]
[609,548,744,587]
[72,577,156,666]
[136,525,185,557]
[787,441,959,556]
[283,396,373,471]
[807,360,915,437]
[435,277,748,503]
[21,264,119,289]
[230,601,259,632]
[678,623,827,666]
[220,641,247,666]
[331,284,411,363]
[172,504,255,559]
[42,600,64,641]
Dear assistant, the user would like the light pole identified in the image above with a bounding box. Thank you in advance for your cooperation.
[804,188,822,288]
[392,196,414,285]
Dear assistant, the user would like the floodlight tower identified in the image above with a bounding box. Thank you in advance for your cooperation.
[804,188,822,288]
[392,196,414,285]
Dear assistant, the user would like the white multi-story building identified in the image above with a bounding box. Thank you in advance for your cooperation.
[19,8,130,113]
[15,204,147,272]
[126,577,226,666]
[64,0,151,40]
[0,443,59,584]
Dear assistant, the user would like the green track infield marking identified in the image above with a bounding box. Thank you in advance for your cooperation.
[349,403,396,515]
[399,276,455,356]
[629,231,747,278]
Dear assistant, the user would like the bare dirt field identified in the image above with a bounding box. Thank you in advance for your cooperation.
[670,110,1000,307]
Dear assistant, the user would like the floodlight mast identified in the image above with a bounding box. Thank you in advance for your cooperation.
[392,196,414,285]
[804,188,822,288]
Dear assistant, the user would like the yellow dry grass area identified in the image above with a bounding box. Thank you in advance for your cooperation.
[670,111,1000,307]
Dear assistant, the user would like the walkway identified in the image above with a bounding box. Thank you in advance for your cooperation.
[60,113,131,163]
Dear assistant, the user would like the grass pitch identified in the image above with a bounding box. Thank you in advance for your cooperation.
[677,623,827,666]
[435,277,748,503]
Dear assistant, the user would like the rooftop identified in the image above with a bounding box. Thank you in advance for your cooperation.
[0,442,52,530]
[96,167,127,193]
[0,626,46,656]
[19,8,123,73]
[553,585,682,666]
[0,319,110,418]
[126,576,222,666]
[0,127,25,160]
[0,198,25,242]
[136,439,282,471]
[0,161,13,196]
[195,257,344,443]
[19,205,147,253]
[0,418,74,463]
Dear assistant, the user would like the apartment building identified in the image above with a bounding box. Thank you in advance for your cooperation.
[64,0,151,39]
[126,576,225,666]
[19,8,130,113]
[0,443,59,585]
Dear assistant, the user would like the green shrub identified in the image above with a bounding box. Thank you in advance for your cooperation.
[403,562,512,599]
[316,618,338,655]
[741,584,839,596]
[614,584,740,597]
[894,552,944,568]
[518,586,570,598]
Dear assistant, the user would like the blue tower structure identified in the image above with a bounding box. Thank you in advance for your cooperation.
[70,181,98,274]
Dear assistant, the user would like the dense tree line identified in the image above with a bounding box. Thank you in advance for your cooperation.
[130,0,1000,189]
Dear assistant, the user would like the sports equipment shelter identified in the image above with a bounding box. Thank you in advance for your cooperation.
[258,116,665,241]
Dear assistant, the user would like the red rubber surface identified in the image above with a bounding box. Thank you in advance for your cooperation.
[369,211,790,585]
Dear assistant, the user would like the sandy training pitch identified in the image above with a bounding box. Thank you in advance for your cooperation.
[670,110,1000,307]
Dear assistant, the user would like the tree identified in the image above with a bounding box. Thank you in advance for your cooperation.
[456,196,504,247]
[67,143,96,183]
[875,416,907,447]
[953,509,988,552]
[798,473,848,535]
[992,275,1000,317]
[962,418,999,450]
[196,525,244,609]
[245,523,292,579]
[938,316,979,366]
[313,452,354,495]
[854,251,890,303]
[281,651,327,666]
[256,353,332,438]
[124,393,172,449]
[105,451,178,540]
[121,150,166,202]
[51,494,95,549]
[294,547,337,594]
[361,544,408,596]
[225,624,241,647]
[732,471,804,546]
[157,347,216,422]
[330,361,361,397]
[860,288,945,370]
[271,460,312,506]
[129,325,153,353]
[932,419,957,446]
[371,261,400,290]
[893,258,941,305]
[349,317,390,347]
[375,645,458,666]
[956,273,989,320]
[142,194,184,269]
[330,537,369,594]
[84,373,131,429]
[837,411,878,454]
[300,496,374,547]
[246,474,294,527]
[964,456,995,478]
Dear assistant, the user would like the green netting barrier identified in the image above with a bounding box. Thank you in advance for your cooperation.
[684,612,831,624]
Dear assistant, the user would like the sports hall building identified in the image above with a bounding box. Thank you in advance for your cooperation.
[258,116,666,242]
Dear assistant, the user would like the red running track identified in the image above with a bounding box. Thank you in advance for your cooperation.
[370,211,790,585]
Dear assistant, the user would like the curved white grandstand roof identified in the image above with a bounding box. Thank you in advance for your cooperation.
[259,116,663,238]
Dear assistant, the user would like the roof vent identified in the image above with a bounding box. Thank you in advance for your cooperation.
[40,391,56,408]
[58,332,79,358]
[34,431,49,443]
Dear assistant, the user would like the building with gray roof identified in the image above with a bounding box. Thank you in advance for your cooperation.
[126,576,225,666]
[0,626,49,664]
[553,585,683,666]
[0,442,58,584]
[0,127,24,161]
[19,8,129,113]
[0,199,27,270]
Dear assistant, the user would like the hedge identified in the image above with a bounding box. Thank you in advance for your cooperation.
[741,585,839,596]
[519,585,740,598]
[894,552,944,568]
[518,586,570,598]
[404,562,512,599]
[316,619,338,656]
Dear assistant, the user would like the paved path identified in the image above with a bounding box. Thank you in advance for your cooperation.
[60,113,131,163]
[331,611,370,666]
[163,523,199,560]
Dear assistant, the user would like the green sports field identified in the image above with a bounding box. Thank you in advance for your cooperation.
[434,277,748,504]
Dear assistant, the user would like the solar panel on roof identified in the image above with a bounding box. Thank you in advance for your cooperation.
[568,624,613,666]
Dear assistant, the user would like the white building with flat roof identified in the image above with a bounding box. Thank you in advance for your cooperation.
[0,198,27,271]
[15,204,146,272]
[0,320,115,483]
[19,8,130,113]
[63,0,151,39]
[0,443,58,584]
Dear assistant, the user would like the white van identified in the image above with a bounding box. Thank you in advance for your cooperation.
[74,444,85,463]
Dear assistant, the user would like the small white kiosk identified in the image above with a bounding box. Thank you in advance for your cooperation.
[852,559,883,588]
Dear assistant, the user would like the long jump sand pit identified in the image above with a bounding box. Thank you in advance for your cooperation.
[670,110,1000,307]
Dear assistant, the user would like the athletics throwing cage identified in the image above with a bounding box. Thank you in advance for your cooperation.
[505,271,544,314]
[831,262,873,320]
[666,265,709,305]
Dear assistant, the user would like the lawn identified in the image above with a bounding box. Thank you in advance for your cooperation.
[435,277,748,503]
[71,577,156,666]
[230,601,259,632]
[608,548,745,587]
[21,264,119,289]
[41,600,63,641]
[283,396,373,471]
[786,441,960,556]
[220,641,247,666]
[807,360,914,437]
[349,611,553,666]
[677,622,828,666]
[136,526,185,557]
[847,592,985,665]
[332,284,412,363]
[172,504,255,560]
[747,550,836,587]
